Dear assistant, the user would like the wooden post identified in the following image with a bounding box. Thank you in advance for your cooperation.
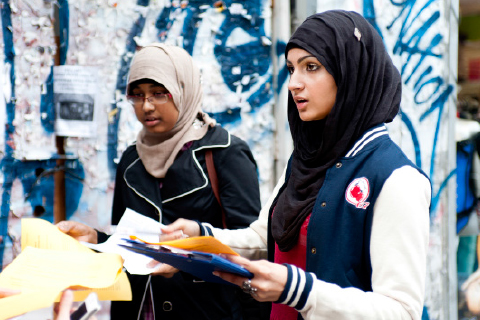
[53,5,66,223]
[54,135,66,223]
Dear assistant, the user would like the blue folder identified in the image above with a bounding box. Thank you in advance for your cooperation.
[119,240,253,285]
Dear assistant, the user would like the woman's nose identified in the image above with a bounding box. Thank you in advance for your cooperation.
[288,78,304,92]
[142,98,155,112]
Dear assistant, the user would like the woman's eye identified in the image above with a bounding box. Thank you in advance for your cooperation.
[131,93,144,98]
[306,64,319,71]
[287,66,294,74]
[153,92,166,97]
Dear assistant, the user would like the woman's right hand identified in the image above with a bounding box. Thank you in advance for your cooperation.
[56,221,98,244]
[213,254,288,302]
[160,218,201,241]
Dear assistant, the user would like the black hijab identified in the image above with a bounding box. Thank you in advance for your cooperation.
[272,10,402,252]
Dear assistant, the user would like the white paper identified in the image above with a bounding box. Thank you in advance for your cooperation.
[82,208,164,275]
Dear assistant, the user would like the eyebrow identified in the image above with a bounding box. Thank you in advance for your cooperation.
[286,54,317,65]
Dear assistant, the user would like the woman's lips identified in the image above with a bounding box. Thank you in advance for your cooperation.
[294,97,308,110]
[144,117,160,126]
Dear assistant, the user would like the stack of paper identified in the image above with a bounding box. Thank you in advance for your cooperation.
[0,218,132,320]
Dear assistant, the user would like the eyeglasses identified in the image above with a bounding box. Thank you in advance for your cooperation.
[126,93,172,106]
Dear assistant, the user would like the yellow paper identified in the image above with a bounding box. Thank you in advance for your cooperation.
[0,289,60,320]
[71,271,132,302]
[0,247,123,290]
[133,235,240,255]
[21,218,93,252]
[0,218,132,320]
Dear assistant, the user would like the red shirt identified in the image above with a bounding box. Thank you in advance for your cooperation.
[270,213,311,320]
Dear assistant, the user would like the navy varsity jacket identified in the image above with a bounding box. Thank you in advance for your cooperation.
[273,124,429,310]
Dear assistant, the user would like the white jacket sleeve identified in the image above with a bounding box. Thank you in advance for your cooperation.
[201,167,287,260]
[278,166,431,320]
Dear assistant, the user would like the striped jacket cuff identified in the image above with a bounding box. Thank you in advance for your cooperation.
[198,221,213,236]
[276,264,315,311]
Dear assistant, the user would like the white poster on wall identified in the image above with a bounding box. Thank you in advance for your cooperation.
[53,65,98,137]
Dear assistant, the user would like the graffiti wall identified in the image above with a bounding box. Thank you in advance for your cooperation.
[0,0,279,271]
[0,0,458,318]
[318,0,458,319]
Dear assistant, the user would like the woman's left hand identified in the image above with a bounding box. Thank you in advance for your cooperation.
[160,218,201,241]
[213,255,288,302]
[147,260,179,278]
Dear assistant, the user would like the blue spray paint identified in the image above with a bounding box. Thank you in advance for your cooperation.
[0,0,83,269]
[0,0,17,269]
[276,41,289,96]
[0,0,278,267]
[108,0,274,174]
[40,0,69,132]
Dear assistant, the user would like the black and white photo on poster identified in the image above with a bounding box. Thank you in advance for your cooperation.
[53,66,98,137]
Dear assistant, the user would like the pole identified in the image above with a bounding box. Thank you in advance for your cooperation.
[53,4,66,223]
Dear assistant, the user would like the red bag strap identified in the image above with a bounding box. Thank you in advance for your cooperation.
[205,149,227,229]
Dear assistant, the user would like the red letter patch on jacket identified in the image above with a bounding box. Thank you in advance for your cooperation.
[345,177,370,209]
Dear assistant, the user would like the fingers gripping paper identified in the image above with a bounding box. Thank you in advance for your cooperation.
[0,218,132,320]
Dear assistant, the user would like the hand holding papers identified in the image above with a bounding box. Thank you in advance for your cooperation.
[79,209,252,284]
[0,218,131,320]
[81,208,165,275]
[120,236,253,285]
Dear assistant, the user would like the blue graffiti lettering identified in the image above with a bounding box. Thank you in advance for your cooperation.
[372,0,455,223]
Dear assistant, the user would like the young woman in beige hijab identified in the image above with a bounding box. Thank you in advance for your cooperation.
[58,43,265,320]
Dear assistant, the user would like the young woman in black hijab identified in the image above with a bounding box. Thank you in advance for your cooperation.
[163,10,431,320]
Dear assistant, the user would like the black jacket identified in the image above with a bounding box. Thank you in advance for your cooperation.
[102,126,261,320]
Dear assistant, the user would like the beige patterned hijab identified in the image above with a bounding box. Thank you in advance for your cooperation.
[128,43,216,178]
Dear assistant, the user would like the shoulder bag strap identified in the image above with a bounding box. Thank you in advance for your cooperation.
[205,149,227,229]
